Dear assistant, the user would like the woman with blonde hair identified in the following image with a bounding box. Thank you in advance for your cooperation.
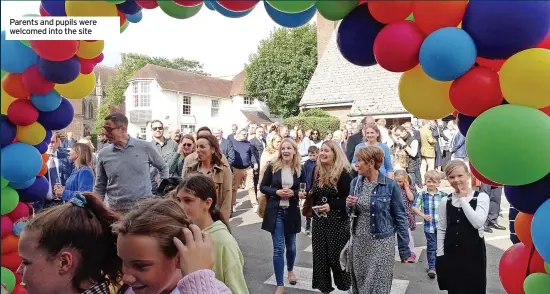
[304,140,352,293]
[257,133,282,217]
[352,123,394,179]
[260,138,306,294]
[78,137,97,169]
[54,143,95,201]
[436,160,489,294]
[345,146,410,294]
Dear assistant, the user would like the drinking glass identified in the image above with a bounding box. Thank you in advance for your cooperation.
[299,183,306,194]
[280,184,291,208]
[53,178,63,202]
[348,193,358,218]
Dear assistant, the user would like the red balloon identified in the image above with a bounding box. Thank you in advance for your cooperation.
[7,99,39,126]
[22,65,55,95]
[499,243,546,294]
[7,202,32,223]
[373,20,425,72]
[135,0,159,9]
[39,4,50,16]
[476,57,505,72]
[449,67,503,117]
[218,0,258,12]
[12,284,26,294]
[1,251,22,272]
[452,110,459,117]
[538,34,550,49]
[469,162,501,186]
[118,10,127,27]
[541,105,550,116]
[173,0,203,6]
[29,40,79,62]
[2,73,31,99]
[93,53,104,64]
[14,274,23,286]
[368,1,413,24]
[80,59,95,74]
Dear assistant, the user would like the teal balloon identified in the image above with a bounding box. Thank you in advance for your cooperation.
[267,0,316,13]
[1,186,19,215]
[466,104,550,185]
[0,267,15,293]
[1,177,8,188]
[524,273,550,294]
[317,0,358,21]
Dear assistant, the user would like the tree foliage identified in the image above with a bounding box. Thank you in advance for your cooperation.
[245,24,317,118]
[94,53,208,132]
[285,109,340,138]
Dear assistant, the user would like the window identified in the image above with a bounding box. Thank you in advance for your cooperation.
[132,81,151,108]
[180,124,196,134]
[243,97,253,105]
[182,95,191,115]
[139,127,146,138]
[211,99,220,117]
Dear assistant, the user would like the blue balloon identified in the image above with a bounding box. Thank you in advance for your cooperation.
[37,56,80,84]
[205,0,215,10]
[1,142,42,183]
[41,0,66,16]
[37,98,74,130]
[211,0,254,18]
[117,0,142,15]
[532,199,550,263]
[1,115,16,148]
[0,31,38,73]
[463,0,550,60]
[265,1,316,28]
[30,90,62,112]
[17,176,49,203]
[9,177,36,190]
[504,173,550,214]
[337,4,384,67]
[43,129,53,143]
[126,11,143,23]
[457,113,476,136]
[33,141,48,154]
[419,27,477,82]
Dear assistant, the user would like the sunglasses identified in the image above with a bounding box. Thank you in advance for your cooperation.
[152,127,163,131]
[182,143,193,147]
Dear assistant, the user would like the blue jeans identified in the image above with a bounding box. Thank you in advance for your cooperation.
[425,231,437,270]
[271,209,297,286]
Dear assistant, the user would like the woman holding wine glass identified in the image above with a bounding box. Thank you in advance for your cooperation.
[260,138,306,294]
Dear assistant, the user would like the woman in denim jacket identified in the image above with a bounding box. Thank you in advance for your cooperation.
[344,146,411,294]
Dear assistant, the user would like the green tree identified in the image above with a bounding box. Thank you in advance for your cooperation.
[94,53,208,132]
[245,24,317,118]
[285,109,340,138]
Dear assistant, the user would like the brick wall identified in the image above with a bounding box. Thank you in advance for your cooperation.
[316,12,336,61]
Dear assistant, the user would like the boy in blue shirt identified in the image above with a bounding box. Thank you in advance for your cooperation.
[302,145,318,235]
[412,170,447,279]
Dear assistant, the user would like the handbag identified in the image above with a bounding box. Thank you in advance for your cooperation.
[257,162,271,218]
[302,166,319,217]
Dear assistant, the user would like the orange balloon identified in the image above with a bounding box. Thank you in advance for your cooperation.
[413,1,468,35]
[2,73,31,99]
[1,234,20,254]
[515,212,534,247]
[37,161,47,176]
[41,152,49,162]
[368,1,413,24]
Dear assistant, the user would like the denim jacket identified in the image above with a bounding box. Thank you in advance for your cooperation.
[350,173,411,260]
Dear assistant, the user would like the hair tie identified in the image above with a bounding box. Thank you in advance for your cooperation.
[69,192,87,208]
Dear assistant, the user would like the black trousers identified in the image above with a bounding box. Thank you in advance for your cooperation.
[479,183,503,224]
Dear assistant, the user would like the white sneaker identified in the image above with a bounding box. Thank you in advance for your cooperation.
[232,205,237,213]
[253,204,258,213]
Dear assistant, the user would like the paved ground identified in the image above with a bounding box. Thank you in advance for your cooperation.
[228,188,510,294]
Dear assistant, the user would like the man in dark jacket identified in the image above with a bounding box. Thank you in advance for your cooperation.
[249,127,265,197]
[232,129,259,213]
[345,116,375,162]
[212,127,235,166]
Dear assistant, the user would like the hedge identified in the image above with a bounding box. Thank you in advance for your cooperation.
[285,109,340,138]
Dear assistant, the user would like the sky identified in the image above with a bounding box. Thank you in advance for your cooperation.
[1,1,314,78]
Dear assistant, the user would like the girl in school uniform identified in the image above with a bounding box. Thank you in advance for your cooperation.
[436,160,490,294]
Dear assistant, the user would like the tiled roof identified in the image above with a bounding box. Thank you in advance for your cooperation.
[241,110,272,124]
[131,64,233,98]
[299,23,407,117]
[230,71,245,96]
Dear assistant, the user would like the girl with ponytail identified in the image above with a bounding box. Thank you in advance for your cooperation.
[175,174,249,294]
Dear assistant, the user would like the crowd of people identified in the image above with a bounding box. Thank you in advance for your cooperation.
[9,112,509,294]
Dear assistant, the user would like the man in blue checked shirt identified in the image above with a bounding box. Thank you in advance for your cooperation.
[412,170,447,279]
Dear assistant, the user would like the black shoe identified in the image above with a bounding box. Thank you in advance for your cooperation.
[489,222,506,230]
[484,227,493,233]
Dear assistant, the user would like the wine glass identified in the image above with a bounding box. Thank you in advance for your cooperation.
[348,192,358,218]
[281,184,291,208]
[53,178,63,202]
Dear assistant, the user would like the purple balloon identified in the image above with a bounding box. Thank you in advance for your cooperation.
[337,4,384,66]
[457,113,476,136]
[41,0,66,16]
[17,176,49,203]
[505,173,550,214]
[1,115,16,147]
[37,98,74,130]
[34,141,48,154]
[117,0,142,15]
[43,129,53,143]
[463,0,550,59]
[37,56,80,84]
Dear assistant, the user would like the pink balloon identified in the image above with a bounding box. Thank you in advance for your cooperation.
[80,59,95,74]
[7,202,31,223]
[39,4,50,16]
[1,216,13,238]
[22,65,55,95]
[373,20,426,72]
[93,53,104,64]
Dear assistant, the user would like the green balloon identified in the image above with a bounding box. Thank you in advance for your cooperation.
[466,104,550,186]
[1,177,8,188]
[106,0,126,3]
[158,1,202,19]
[120,20,129,33]
[406,13,415,21]
[545,262,550,274]
[1,267,16,293]
[1,186,19,215]
[267,0,316,13]
[1,70,6,80]
[317,0,358,21]
[524,273,550,294]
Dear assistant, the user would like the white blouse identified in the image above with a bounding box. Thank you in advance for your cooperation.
[436,191,490,256]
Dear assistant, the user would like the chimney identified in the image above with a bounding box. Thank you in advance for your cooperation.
[316,12,337,61]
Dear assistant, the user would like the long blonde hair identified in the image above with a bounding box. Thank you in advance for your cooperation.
[318,140,351,187]
[272,138,301,177]
[265,133,282,154]
[72,143,93,167]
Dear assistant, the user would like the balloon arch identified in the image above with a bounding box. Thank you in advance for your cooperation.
[1,0,550,293]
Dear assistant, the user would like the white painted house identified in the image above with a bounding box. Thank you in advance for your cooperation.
[124,64,279,140]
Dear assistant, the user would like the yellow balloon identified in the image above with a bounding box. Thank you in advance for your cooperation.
[54,72,96,99]
[65,1,118,17]
[500,48,550,109]
[16,122,46,145]
[399,66,454,119]
[77,40,104,59]
[1,86,17,115]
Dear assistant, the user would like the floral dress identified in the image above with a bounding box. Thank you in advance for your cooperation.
[399,186,417,230]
